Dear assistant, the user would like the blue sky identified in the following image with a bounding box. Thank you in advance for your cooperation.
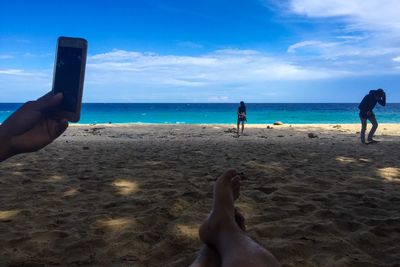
[1,0,399,103]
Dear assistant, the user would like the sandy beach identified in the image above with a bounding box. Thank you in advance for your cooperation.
[0,123,399,267]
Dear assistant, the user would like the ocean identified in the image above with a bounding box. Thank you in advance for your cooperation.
[1,103,399,124]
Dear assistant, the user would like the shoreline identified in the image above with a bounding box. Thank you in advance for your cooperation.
[68,122,400,126]
[66,123,400,137]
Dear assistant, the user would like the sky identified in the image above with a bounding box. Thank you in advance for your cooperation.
[0,0,399,103]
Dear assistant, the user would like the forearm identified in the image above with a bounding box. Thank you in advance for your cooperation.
[378,93,386,106]
[0,125,14,162]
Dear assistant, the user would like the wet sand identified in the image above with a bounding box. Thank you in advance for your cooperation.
[0,123,399,266]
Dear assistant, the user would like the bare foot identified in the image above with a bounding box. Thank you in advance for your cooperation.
[198,170,281,267]
[198,171,281,267]
[199,169,241,245]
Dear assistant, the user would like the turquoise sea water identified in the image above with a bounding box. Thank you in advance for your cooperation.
[0,103,399,124]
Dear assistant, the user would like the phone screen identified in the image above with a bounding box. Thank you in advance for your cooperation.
[53,46,83,112]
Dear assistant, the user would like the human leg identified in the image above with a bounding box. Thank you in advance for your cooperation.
[199,170,280,267]
[189,208,246,267]
[367,115,378,141]
[360,117,367,143]
[189,245,220,267]
[190,174,243,267]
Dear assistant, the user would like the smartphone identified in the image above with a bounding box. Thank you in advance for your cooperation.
[52,36,87,122]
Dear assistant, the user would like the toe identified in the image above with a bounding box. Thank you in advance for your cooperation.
[218,169,237,184]
[234,208,246,231]
[232,176,241,200]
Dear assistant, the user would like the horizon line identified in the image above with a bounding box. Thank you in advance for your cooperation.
[1,102,400,104]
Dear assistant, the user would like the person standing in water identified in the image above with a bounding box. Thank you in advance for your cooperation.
[358,88,386,144]
[237,101,247,135]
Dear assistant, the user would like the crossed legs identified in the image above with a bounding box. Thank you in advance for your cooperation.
[190,208,246,267]
[190,170,280,267]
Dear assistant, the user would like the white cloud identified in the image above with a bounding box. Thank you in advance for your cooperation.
[0,69,23,75]
[0,69,38,76]
[285,0,400,48]
[68,45,400,101]
[2,44,398,102]
[208,96,230,102]
[279,0,400,74]
[287,40,340,53]
[74,48,359,102]
[22,52,52,58]
[288,39,400,60]
[89,49,220,67]
[90,50,143,61]
[0,68,51,102]
[289,0,400,33]
[162,78,205,87]
[336,35,369,41]
[87,49,343,90]
[393,56,400,62]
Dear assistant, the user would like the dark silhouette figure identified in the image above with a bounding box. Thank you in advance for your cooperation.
[237,101,247,135]
[358,89,386,144]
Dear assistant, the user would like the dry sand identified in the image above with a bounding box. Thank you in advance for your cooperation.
[0,123,399,267]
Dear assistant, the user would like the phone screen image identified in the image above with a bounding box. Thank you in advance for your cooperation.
[53,46,83,112]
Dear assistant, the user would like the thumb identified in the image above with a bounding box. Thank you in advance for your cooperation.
[35,92,63,111]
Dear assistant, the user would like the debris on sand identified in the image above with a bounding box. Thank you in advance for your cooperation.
[308,133,318,138]
[224,128,237,133]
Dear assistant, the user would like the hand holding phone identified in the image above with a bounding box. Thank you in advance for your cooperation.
[52,37,87,122]
[0,92,68,161]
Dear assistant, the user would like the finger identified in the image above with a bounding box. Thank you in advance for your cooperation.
[55,119,69,139]
[36,91,54,102]
[49,119,69,140]
[35,92,63,111]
